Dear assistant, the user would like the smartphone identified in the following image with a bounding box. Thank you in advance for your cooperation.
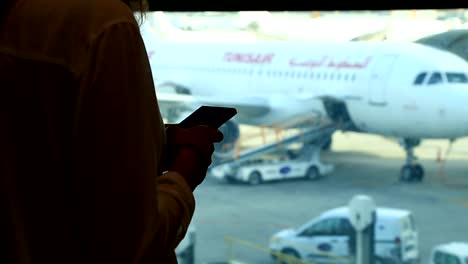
[178,106,237,129]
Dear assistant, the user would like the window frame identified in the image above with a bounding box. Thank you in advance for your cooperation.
[446,72,468,83]
[413,72,427,85]
[427,72,444,85]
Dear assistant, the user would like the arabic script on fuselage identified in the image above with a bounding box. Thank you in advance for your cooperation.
[289,56,372,69]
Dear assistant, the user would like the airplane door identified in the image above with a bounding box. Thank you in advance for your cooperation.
[368,54,398,105]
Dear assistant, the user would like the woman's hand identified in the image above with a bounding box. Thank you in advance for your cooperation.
[163,124,224,190]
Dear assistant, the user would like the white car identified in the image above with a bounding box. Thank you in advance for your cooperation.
[176,224,196,264]
[211,150,334,185]
[269,206,419,264]
[429,242,468,264]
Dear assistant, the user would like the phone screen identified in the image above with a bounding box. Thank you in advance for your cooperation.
[178,106,237,129]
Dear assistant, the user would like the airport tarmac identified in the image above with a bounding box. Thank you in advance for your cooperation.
[190,129,468,264]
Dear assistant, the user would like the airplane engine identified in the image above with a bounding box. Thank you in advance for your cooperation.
[213,119,240,162]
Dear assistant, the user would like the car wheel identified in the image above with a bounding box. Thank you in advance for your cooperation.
[186,244,195,264]
[177,244,195,264]
[374,257,386,264]
[305,166,320,181]
[225,177,236,184]
[280,248,301,264]
[248,171,262,185]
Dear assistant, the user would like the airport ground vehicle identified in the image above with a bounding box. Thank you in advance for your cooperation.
[176,224,196,264]
[429,242,468,264]
[210,147,334,184]
[269,206,419,264]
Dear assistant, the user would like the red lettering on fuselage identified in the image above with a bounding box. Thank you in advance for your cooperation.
[327,56,372,69]
[289,56,372,69]
[223,52,275,64]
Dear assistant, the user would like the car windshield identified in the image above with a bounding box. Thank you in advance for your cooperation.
[141,9,468,264]
[434,251,462,264]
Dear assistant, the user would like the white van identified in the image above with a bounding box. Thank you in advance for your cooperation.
[429,242,468,264]
[269,206,419,264]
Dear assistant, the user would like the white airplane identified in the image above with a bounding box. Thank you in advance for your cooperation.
[142,29,468,183]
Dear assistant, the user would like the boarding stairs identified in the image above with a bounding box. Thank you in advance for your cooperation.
[211,113,350,168]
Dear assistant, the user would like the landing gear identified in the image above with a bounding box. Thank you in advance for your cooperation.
[399,139,424,182]
[400,164,424,182]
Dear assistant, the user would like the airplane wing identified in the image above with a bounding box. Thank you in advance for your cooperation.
[155,83,352,115]
[154,79,355,128]
[156,92,271,121]
[294,90,354,102]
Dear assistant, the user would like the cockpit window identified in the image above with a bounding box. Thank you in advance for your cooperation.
[446,72,468,83]
[413,72,427,85]
[428,72,443,85]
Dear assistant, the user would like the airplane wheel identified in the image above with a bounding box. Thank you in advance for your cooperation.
[248,171,262,185]
[412,164,424,182]
[400,165,414,182]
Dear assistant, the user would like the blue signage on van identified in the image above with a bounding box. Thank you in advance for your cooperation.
[279,166,291,174]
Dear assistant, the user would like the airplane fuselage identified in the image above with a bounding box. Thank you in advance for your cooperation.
[148,41,468,140]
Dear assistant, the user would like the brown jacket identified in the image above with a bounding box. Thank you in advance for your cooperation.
[0,0,195,263]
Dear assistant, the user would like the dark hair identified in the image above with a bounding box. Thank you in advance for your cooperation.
[123,0,148,10]
[0,1,147,18]
[121,0,147,25]
[0,0,14,16]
